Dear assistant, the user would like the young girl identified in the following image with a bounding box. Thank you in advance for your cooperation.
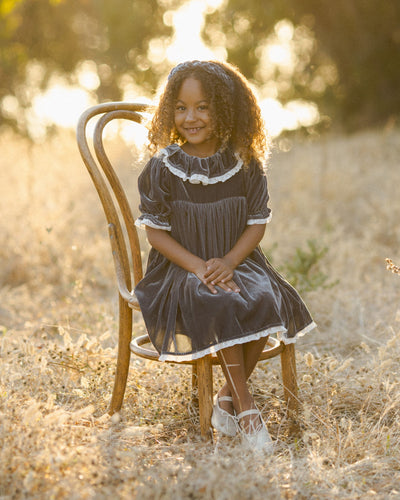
[134,60,316,452]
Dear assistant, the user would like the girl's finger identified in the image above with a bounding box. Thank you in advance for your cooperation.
[224,280,240,293]
[204,280,217,294]
[216,282,231,292]
[208,270,230,284]
[204,269,222,283]
[216,281,238,293]
[204,263,219,278]
[220,271,234,283]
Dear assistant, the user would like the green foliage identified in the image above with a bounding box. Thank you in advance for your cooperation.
[269,239,337,293]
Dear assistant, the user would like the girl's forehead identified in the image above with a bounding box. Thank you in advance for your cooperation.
[176,77,207,101]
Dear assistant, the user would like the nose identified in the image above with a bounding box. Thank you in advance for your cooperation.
[185,107,196,122]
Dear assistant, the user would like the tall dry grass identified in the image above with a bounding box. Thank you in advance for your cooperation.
[1,126,400,499]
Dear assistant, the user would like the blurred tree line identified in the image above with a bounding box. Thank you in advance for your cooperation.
[204,0,400,130]
[1,0,399,137]
[0,0,180,135]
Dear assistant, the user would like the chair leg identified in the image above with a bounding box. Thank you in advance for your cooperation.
[280,343,298,412]
[191,363,198,406]
[196,355,213,439]
[109,295,132,415]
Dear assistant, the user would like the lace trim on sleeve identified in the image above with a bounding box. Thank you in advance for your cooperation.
[135,216,171,231]
[247,213,272,225]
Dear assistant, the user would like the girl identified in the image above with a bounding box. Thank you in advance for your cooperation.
[134,60,316,452]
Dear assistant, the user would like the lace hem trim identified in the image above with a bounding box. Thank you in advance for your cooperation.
[157,320,316,362]
[134,217,171,231]
[160,148,243,185]
[277,321,317,344]
[247,213,272,225]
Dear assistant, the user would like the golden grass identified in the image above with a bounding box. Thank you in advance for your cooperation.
[1,126,400,499]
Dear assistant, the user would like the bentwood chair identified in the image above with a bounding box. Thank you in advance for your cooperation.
[76,102,299,439]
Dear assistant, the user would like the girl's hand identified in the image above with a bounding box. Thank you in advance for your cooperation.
[193,260,240,294]
[215,279,240,293]
[193,261,218,294]
[204,257,240,293]
[204,257,234,285]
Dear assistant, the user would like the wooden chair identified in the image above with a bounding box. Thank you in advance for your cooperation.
[76,102,298,439]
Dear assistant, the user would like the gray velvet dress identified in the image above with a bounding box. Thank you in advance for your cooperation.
[134,144,316,362]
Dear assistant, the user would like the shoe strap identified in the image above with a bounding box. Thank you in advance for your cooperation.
[236,409,260,420]
[218,396,233,403]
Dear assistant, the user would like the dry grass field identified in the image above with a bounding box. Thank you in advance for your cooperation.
[1,125,400,499]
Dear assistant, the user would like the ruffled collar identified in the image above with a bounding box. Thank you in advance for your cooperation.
[158,143,243,185]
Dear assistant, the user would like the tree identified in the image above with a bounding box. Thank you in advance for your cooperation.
[0,0,179,136]
[204,0,400,129]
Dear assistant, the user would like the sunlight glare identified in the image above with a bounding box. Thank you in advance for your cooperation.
[77,60,100,91]
[32,84,94,139]
[266,44,293,67]
[274,19,294,42]
[204,0,225,10]
[166,0,226,63]
[286,100,320,128]
[261,98,320,137]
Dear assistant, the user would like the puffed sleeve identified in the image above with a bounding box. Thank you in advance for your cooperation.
[245,160,272,225]
[135,156,172,231]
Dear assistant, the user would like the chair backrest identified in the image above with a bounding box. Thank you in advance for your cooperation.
[76,102,150,307]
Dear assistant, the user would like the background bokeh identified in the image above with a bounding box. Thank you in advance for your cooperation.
[1,0,400,139]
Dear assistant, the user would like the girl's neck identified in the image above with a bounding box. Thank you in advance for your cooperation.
[181,139,220,158]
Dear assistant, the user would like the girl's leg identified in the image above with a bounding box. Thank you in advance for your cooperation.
[217,337,268,413]
[217,344,262,431]
[243,336,268,379]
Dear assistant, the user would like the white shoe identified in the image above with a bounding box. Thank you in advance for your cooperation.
[237,408,273,454]
[211,395,237,437]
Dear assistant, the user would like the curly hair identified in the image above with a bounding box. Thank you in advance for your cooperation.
[148,60,270,167]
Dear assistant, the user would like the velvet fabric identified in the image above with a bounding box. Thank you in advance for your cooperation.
[134,145,316,362]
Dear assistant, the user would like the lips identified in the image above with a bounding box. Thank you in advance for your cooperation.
[185,127,203,134]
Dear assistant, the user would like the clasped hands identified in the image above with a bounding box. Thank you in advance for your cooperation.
[195,257,240,295]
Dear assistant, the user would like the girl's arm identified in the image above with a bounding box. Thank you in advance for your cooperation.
[204,224,266,284]
[145,227,239,294]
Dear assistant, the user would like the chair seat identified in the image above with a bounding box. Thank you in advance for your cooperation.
[130,334,284,365]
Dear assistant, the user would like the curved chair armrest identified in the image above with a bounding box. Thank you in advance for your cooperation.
[108,223,140,310]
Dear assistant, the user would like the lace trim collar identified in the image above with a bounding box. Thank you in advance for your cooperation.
[158,144,243,185]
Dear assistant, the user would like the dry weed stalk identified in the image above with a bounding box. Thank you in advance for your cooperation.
[386,258,400,276]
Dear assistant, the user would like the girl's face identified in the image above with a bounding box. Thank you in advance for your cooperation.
[174,77,219,157]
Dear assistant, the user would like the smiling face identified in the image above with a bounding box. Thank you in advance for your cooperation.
[174,77,219,157]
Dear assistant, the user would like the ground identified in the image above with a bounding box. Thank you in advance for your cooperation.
[1,126,400,499]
